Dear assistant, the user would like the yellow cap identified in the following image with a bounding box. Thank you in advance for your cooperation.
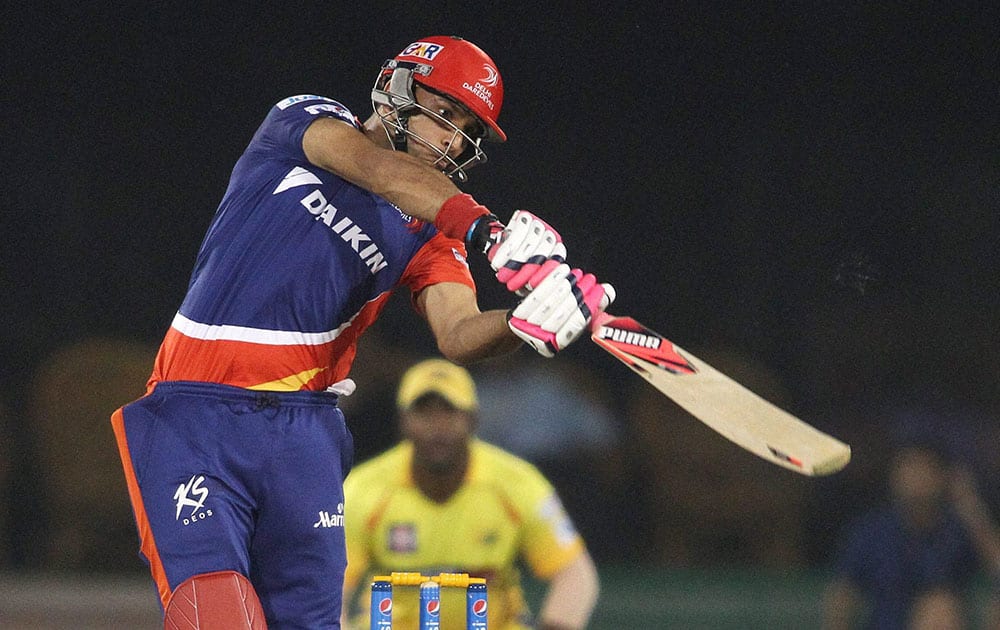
[396,358,477,412]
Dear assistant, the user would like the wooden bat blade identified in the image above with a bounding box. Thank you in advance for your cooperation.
[590,313,851,476]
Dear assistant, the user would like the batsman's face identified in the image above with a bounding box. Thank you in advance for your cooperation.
[407,87,481,167]
[401,396,474,473]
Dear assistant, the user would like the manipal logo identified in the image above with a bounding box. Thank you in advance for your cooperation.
[174,475,214,526]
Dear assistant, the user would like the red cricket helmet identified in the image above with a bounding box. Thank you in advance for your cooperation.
[371,36,506,181]
[383,35,506,142]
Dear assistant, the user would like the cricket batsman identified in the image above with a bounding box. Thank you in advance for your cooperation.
[110,35,613,628]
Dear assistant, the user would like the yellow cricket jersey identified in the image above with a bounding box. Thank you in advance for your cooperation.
[342,439,585,630]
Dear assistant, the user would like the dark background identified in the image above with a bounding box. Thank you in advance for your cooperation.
[2,3,997,573]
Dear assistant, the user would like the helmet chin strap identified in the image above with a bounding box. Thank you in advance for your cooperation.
[374,62,421,154]
[390,114,410,152]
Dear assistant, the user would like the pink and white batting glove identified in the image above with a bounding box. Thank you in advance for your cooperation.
[507,264,616,358]
[487,210,567,295]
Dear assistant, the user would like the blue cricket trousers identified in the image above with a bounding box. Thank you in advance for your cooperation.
[112,381,353,629]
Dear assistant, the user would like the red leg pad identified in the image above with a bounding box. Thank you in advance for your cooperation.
[164,571,267,630]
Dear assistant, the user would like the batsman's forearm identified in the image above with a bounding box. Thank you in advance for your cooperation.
[367,152,464,222]
[352,148,493,244]
[421,283,521,363]
[437,309,522,363]
[304,117,463,224]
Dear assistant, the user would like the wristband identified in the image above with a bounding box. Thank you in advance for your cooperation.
[435,193,490,242]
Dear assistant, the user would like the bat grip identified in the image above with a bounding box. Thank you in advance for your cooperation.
[590,310,613,332]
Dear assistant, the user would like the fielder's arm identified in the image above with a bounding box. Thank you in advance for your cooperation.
[537,551,600,630]
[339,585,355,630]
[339,568,367,630]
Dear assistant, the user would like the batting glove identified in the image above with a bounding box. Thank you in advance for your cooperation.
[508,264,616,358]
[487,210,567,295]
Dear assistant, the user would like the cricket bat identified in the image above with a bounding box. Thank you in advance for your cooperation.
[590,312,851,476]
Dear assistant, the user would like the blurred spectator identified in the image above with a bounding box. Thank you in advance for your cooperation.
[908,587,966,630]
[802,404,887,567]
[27,337,156,572]
[472,357,619,461]
[820,436,1000,630]
[471,356,632,560]
[624,346,810,567]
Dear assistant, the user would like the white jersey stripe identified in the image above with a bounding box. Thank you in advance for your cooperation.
[171,311,350,346]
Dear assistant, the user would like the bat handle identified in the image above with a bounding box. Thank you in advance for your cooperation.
[590,310,613,332]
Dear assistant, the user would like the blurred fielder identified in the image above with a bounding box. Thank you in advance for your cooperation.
[341,358,599,629]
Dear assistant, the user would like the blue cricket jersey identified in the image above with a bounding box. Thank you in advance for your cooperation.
[149,94,475,392]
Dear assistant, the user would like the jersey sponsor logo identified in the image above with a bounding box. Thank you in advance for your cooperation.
[400,210,426,234]
[400,41,444,60]
[388,523,417,553]
[313,502,345,528]
[276,94,331,110]
[276,95,356,125]
[451,247,468,267]
[303,101,354,120]
[389,203,422,231]
[274,167,389,274]
[174,475,214,526]
[274,166,323,194]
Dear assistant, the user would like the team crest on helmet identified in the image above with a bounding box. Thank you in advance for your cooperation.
[479,65,499,87]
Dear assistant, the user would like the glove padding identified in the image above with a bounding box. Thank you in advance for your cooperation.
[508,264,616,358]
[487,210,567,295]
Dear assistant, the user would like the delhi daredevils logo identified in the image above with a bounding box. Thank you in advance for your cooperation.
[426,600,440,616]
[472,599,487,616]
[378,598,392,614]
